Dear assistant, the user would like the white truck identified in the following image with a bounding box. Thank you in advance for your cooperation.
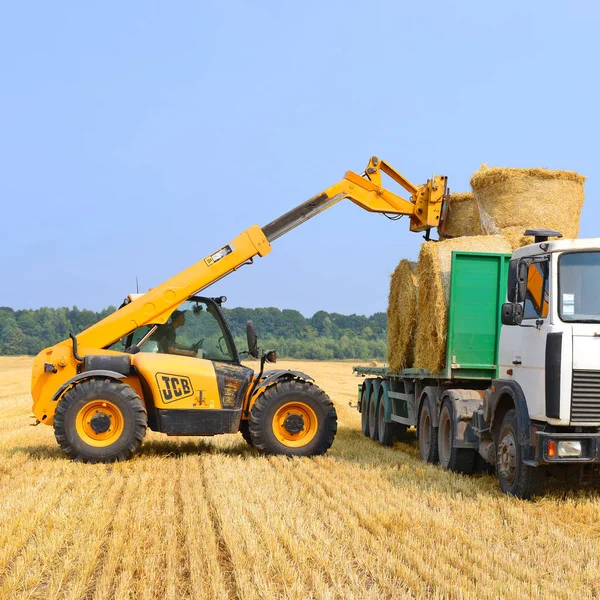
[355,230,600,498]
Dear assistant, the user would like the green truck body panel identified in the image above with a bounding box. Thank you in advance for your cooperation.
[354,251,511,382]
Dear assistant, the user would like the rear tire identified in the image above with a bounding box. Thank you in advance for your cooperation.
[438,401,476,474]
[54,378,147,463]
[239,420,254,447]
[496,409,545,499]
[360,387,370,437]
[368,390,378,441]
[418,396,439,464]
[249,379,337,456]
[377,394,404,446]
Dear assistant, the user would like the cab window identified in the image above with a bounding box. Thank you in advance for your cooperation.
[150,299,236,362]
[523,260,550,319]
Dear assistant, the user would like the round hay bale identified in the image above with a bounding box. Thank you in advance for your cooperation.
[440,192,482,238]
[470,166,586,239]
[413,235,512,373]
[387,260,418,371]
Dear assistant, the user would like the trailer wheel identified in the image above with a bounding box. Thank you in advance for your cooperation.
[418,396,438,463]
[249,379,337,456]
[377,393,406,446]
[360,387,370,437]
[54,378,147,463]
[368,390,379,441]
[496,409,545,499]
[438,401,476,474]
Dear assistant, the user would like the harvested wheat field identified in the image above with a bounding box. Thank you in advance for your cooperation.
[2,357,600,599]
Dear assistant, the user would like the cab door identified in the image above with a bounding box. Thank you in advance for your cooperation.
[131,298,253,434]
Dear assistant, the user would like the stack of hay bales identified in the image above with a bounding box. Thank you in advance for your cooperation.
[387,260,418,371]
[386,164,586,373]
[470,166,586,250]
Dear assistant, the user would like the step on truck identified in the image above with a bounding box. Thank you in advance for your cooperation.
[355,231,600,498]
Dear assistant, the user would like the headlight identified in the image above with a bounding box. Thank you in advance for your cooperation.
[557,441,582,457]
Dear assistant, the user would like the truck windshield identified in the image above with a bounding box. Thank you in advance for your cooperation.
[559,252,600,322]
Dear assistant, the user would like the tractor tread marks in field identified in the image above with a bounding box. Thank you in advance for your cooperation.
[249,378,337,456]
[54,378,147,463]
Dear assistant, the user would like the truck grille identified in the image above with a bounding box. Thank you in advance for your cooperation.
[571,370,600,423]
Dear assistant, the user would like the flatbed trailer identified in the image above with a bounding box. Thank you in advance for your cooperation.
[354,239,600,498]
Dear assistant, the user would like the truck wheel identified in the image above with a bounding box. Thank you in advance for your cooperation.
[368,390,379,441]
[54,378,147,463]
[377,395,405,446]
[438,401,476,474]
[239,420,254,447]
[249,379,337,456]
[418,396,439,463]
[496,409,545,499]
[360,387,370,437]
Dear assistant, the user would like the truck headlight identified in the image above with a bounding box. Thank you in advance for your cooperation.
[557,441,582,457]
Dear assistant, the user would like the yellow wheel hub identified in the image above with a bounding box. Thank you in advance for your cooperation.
[272,401,318,448]
[75,400,124,447]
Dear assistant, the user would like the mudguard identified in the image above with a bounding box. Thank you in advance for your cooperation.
[50,370,126,403]
[253,369,314,396]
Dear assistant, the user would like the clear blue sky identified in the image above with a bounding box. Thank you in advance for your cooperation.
[1,1,598,316]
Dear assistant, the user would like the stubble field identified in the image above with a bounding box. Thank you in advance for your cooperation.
[2,357,600,599]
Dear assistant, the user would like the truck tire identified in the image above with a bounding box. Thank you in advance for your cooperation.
[438,401,476,474]
[360,387,370,437]
[54,378,147,463]
[239,420,254,447]
[249,379,337,456]
[368,390,379,441]
[377,395,407,446]
[418,396,439,464]
[496,409,545,499]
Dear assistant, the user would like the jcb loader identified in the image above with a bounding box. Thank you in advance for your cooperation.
[31,157,448,462]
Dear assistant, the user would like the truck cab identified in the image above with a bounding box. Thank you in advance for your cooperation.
[495,237,600,486]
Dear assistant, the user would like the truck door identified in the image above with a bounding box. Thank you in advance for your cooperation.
[504,258,551,420]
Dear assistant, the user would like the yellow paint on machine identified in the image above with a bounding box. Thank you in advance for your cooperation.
[132,353,222,410]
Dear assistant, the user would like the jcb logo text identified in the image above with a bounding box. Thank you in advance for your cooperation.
[155,373,194,403]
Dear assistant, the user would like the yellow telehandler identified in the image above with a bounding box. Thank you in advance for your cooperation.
[31,157,447,462]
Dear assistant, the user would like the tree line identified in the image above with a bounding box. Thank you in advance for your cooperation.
[0,305,387,360]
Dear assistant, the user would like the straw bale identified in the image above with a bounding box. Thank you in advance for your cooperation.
[387,260,418,371]
[413,235,512,373]
[440,192,482,238]
[471,165,585,240]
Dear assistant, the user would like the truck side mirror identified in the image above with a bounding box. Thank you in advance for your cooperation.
[246,320,259,358]
[502,302,523,326]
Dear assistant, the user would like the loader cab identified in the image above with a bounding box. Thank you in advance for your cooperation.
[111,296,241,364]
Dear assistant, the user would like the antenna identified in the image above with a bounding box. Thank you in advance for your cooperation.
[136,276,139,294]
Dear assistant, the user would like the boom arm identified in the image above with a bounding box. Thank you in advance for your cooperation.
[74,157,446,350]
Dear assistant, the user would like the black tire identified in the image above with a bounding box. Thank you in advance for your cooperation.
[496,409,546,499]
[239,419,254,447]
[249,379,337,456]
[368,390,378,441]
[418,396,439,463]
[360,387,370,437]
[377,393,406,446]
[54,378,147,463]
[438,401,476,474]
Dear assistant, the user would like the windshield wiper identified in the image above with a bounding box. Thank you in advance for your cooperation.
[572,319,600,323]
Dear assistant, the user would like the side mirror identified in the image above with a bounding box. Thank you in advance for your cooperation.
[265,350,277,363]
[502,302,523,326]
[246,320,259,358]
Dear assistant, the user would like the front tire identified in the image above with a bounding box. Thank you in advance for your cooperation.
[360,387,370,437]
[54,378,147,463]
[496,409,545,499]
[249,379,337,456]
